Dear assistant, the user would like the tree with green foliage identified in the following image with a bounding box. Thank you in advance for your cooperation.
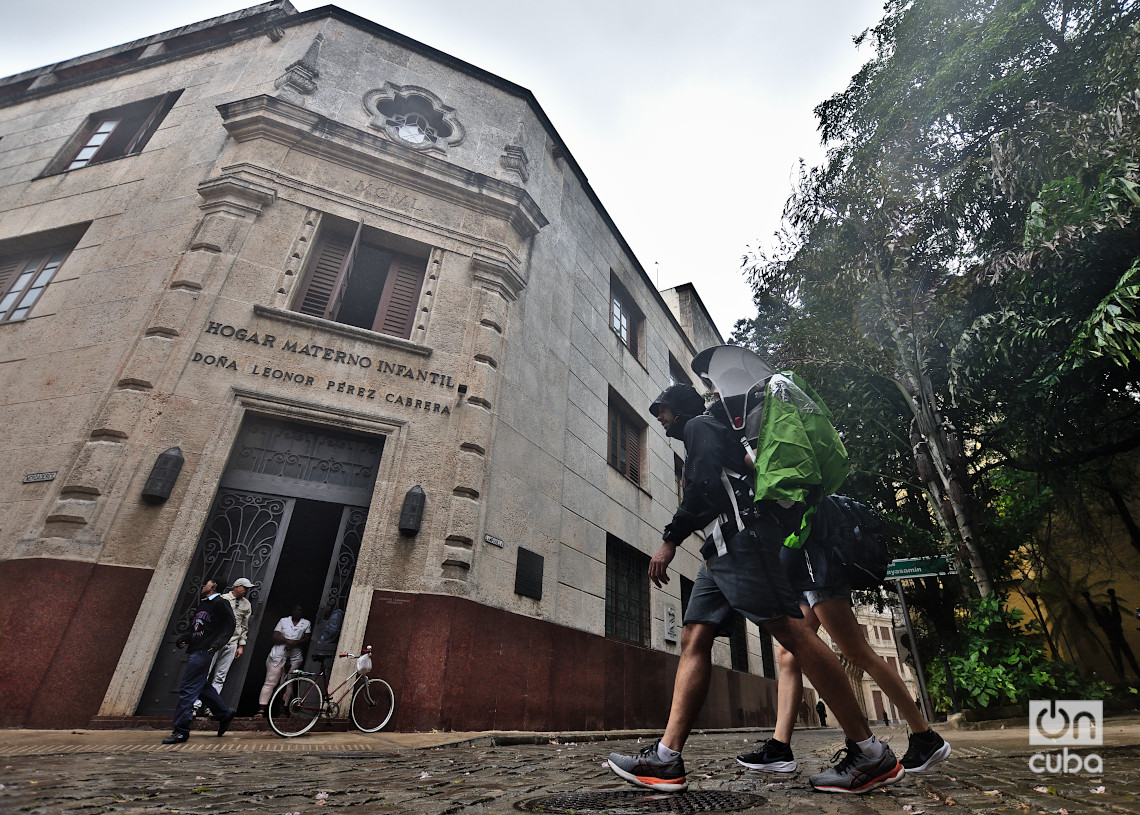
[735,0,1140,608]
[924,594,1106,710]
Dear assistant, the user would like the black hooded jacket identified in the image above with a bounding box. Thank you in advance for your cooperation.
[662,404,751,545]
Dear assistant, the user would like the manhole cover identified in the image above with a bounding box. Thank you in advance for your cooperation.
[515,790,766,814]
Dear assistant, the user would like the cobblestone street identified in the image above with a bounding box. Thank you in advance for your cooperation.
[2,718,1138,814]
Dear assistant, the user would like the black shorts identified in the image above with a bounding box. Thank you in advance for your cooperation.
[779,535,853,602]
[681,513,804,634]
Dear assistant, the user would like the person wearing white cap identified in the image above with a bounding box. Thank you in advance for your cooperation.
[195,577,254,717]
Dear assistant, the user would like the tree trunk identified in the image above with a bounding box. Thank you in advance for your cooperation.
[890,316,995,597]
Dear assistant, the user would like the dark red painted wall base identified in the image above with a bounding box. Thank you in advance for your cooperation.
[0,571,801,733]
[364,590,791,733]
[0,558,152,729]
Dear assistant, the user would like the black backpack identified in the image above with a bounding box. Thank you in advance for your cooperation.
[807,495,891,589]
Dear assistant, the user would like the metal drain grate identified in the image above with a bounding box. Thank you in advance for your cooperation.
[515,790,767,814]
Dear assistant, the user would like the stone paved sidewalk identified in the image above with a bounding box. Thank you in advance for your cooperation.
[1,718,1138,814]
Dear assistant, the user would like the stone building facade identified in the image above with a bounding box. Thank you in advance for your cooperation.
[0,2,799,730]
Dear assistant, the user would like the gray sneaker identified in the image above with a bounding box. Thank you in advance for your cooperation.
[607,740,687,791]
[809,739,904,794]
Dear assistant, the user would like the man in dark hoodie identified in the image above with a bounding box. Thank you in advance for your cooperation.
[607,375,899,794]
[163,578,237,744]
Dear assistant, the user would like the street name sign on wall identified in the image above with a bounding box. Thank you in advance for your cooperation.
[886,556,957,580]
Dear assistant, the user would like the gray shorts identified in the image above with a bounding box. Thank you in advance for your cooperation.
[681,515,804,635]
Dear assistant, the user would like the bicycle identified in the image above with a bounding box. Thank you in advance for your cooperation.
[267,646,395,737]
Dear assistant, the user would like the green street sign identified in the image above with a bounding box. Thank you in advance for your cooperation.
[885,556,956,580]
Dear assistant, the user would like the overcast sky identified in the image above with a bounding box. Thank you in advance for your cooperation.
[0,0,884,338]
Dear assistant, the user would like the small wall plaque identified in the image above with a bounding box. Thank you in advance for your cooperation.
[23,472,57,484]
[664,602,679,644]
[484,534,504,548]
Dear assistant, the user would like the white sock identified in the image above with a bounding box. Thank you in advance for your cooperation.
[855,735,885,759]
[657,741,681,761]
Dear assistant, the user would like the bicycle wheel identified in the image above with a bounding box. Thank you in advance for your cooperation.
[268,676,323,737]
[350,677,395,732]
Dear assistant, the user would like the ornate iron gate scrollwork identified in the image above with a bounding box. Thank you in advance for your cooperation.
[137,489,295,715]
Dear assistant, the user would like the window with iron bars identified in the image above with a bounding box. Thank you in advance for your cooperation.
[605,535,650,646]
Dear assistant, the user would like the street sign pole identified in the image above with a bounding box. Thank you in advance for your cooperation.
[895,579,935,723]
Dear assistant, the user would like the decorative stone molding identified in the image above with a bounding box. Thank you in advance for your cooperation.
[274,33,322,99]
[499,117,529,183]
[362,82,465,156]
[217,95,548,239]
[196,174,277,219]
[471,251,525,301]
[190,176,275,254]
[252,304,434,357]
[272,208,320,305]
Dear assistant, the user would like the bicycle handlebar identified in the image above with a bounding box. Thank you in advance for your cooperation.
[337,645,372,659]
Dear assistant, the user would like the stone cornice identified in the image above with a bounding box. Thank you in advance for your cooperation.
[196,174,277,217]
[216,95,549,239]
[471,251,526,302]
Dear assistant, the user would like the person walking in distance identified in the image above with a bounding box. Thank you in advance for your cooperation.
[606,347,902,795]
[194,577,253,718]
[162,579,236,744]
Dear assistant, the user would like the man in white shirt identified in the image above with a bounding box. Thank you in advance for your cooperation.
[258,604,311,716]
[195,577,254,716]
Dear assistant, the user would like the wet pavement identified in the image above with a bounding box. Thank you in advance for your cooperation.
[2,716,1139,814]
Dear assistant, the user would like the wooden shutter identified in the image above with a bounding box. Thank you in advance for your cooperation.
[373,252,426,338]
[0,253,22,297]
[123,91,181,156]
[327,220,363,320]
[608,405,620,471]
[295,231,353,319]
[624,416,641,485]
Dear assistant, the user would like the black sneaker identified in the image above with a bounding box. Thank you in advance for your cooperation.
[901,729,951,772]
[607,740,687,791]
[737,737,797,772]
[809,739,904,794]
[161,731,189,745]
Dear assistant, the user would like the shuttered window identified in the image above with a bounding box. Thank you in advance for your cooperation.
[48,91,182,174]
[0,245,74,323]
[608,396,644,487]
[293,220,427,340]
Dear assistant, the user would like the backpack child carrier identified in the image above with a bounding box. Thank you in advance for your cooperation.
[807,495,891,589]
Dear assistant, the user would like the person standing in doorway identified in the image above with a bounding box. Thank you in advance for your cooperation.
[309,596,345,669]
[194,577,253,717]
[816,699,828,728]
[258,604,311,716]
[163,579,236,744]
